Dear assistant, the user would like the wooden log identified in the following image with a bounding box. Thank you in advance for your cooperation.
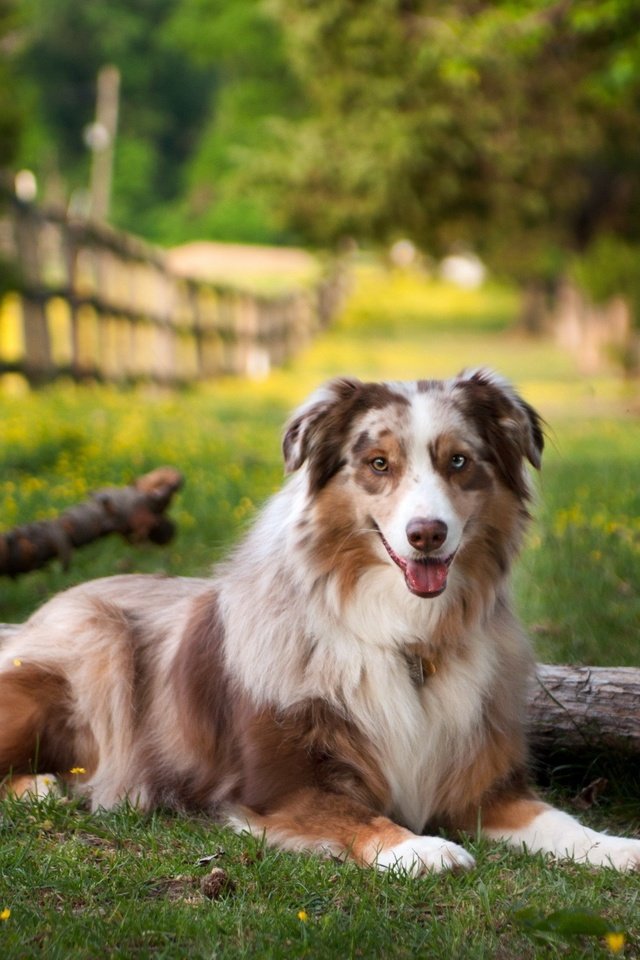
[529,663,640,756]
[0,466,183,577]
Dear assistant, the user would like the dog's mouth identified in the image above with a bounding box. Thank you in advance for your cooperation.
[375,527,454,598]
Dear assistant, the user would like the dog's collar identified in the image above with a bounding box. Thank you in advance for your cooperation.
[404,651,437,687]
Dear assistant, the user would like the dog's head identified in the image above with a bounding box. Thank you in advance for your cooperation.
[283,370,543,599]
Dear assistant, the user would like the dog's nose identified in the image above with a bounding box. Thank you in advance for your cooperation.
[406,518,448,553]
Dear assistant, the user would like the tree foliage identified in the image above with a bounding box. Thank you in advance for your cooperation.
[4,0,640,278]
[263,0,640,275]
[160,0,303,242]
[15,0,216,238]
[0,0,22,169]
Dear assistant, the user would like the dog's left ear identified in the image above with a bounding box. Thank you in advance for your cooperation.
[455,368,544,494]
[282,377,361,475]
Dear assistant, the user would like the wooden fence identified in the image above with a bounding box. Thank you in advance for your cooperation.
[0,192,347,386]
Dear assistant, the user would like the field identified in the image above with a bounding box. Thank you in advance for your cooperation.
[1,265,639,957]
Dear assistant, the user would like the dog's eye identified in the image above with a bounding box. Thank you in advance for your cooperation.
[450,454,467,471]
[370,457,389,474]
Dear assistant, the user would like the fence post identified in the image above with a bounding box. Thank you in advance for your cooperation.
[13,203,53,382]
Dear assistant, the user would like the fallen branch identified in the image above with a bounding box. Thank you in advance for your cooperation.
[0,466,183,576]
[529,663,640,756]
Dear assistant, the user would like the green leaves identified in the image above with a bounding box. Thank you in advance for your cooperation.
[513,906,626,952]
[262,0,640,277]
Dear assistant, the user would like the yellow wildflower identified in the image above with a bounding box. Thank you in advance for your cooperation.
[605,932,625,954]
[297,910,308,922]
[0,908,11,921]
[69,767,86,775]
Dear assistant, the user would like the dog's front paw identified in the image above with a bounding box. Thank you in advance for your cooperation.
[375,836,476,876]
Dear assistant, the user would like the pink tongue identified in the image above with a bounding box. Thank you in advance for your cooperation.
[405,559,449,596]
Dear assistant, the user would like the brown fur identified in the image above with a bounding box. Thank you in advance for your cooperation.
[235,789,412,866]
[310,485,383,601]
[290,380,410,493]
[0,664,75,775]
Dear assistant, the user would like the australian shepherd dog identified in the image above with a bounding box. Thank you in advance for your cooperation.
[1,369,639,873]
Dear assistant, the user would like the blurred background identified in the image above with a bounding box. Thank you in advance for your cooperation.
[2,1,640,323]
[0,0,638,667]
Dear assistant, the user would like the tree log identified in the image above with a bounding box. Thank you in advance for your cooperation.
[0,466,183,576]
[529,664,640,756]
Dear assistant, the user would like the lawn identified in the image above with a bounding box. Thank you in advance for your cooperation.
[1,264,639,958]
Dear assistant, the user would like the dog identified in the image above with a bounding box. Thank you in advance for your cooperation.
[1,369,639,874]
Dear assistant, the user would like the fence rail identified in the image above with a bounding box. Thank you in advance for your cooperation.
[0,192,347,385]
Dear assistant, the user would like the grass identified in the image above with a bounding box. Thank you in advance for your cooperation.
[1,793,639,959]
[516,419,640,666]
[1,264,639,958]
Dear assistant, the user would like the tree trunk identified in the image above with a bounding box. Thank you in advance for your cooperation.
[529,664,640,755]
[0,466,183,576]
[519,279,552,334]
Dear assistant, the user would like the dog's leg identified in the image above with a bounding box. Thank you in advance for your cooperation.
[228,787,475,875]
[481,795,640,870]
[0,662,70,798]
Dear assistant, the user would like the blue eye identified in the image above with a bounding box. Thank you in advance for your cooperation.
[451,454,467,471]
[370,457,389,473]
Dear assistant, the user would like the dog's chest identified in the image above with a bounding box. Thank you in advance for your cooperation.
[351,649,488,833]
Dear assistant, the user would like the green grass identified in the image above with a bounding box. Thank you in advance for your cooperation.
[1,265,639,958]
[516,419,640,666]
[1,793,639,959]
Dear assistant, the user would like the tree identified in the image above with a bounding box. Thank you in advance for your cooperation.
[15,0,216,239]
[161,0,304,243]
[261,0,640,278]
[0,0,24,297]
[12,0,640,279]
[13,0,302,245]
[0,0,22,171]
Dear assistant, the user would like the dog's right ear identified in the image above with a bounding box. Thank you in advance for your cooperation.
[282,377,361,475]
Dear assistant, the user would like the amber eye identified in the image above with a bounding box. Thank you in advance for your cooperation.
[370,456,389,474]
[451,454,467,471]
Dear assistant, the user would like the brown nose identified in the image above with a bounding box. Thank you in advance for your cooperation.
[406,518,448,553]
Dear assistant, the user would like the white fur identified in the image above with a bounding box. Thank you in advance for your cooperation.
[486,808,640,871]
[373,836,476,875]
[227,809,476,873]
[385,393,468,557]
